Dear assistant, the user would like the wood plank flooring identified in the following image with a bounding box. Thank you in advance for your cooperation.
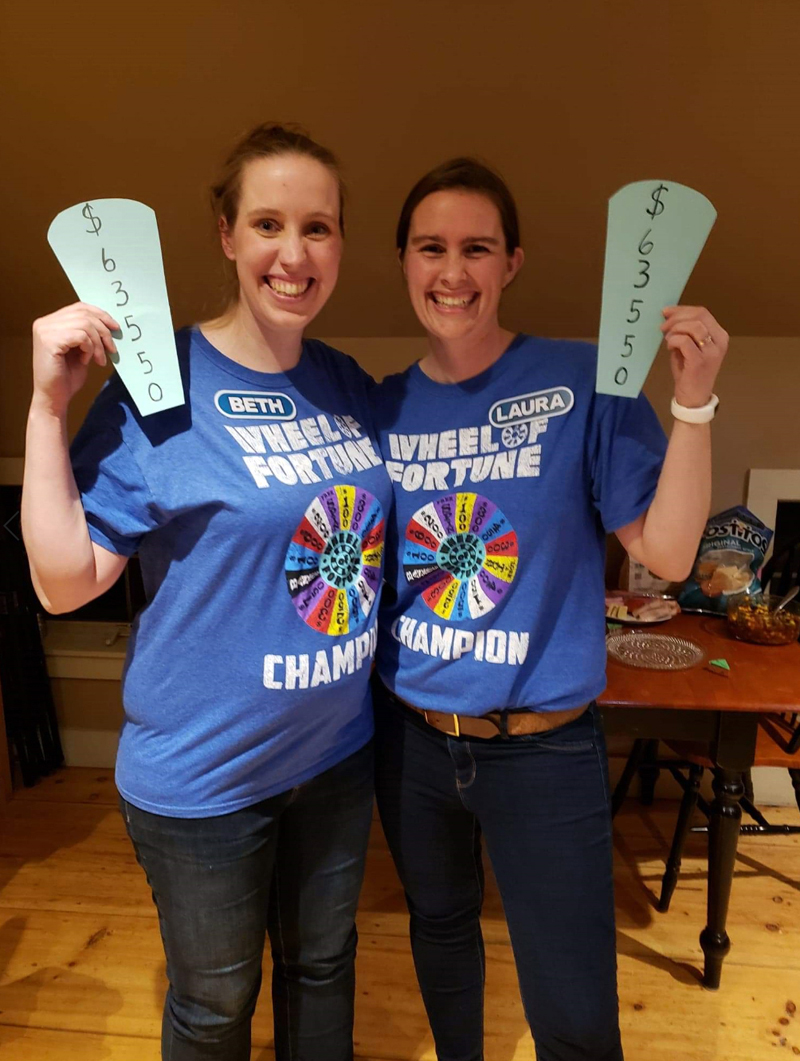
[1,769,798,1060]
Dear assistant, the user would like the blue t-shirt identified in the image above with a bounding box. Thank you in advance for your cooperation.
[71,327,393,817]
[372,334,667,715]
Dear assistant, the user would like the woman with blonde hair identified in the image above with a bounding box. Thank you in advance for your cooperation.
[22,124,392,1061]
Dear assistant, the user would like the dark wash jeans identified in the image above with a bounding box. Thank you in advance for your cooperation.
[120,740,374,1061]
[373,680,623,1061]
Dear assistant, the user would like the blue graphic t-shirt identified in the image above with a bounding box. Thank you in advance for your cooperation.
[372,334,667,715]
[71,327,392,817]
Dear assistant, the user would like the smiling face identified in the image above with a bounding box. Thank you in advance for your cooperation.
[402,190,523,344]
[220,153,343,335]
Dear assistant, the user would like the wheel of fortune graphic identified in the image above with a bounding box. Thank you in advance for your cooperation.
[402,492,519,621]
[284,485,385,635]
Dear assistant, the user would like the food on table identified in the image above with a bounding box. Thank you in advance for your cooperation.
[605,592,681,623]
[726,594,800,646]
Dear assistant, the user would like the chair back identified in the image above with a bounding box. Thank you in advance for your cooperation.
[761,535,800,598]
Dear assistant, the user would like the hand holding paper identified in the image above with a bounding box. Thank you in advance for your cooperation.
[31,302,122,415]
[47,199,184,416]
[596,181,717,398]
[659,304,728,410]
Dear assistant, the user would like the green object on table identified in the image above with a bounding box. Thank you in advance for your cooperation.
[597,180,717,398]
[47,199,184,416]
[709,658,730,671]
[607,622,623,631]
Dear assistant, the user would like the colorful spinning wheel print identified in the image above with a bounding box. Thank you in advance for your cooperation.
[285,485,384,635]
[403,492,519,621]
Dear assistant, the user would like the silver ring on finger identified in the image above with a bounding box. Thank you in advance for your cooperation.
[697,333,714,348]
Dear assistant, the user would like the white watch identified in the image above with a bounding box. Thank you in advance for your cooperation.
[670,393,719,423]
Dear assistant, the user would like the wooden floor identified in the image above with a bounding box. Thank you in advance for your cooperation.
[0,770,798,1060]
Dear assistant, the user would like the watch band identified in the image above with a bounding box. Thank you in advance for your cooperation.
[670,393,719,423]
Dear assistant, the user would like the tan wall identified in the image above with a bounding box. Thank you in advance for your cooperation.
[4,0,800,500]
[2,1,800,341]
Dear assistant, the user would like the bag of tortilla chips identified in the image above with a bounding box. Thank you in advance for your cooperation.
[678,506,773,615]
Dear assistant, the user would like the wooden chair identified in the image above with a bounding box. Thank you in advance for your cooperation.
[653,716,800,912]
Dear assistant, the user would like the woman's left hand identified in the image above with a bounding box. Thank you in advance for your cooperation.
[660,305,728,408]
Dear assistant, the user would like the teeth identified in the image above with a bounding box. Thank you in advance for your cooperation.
[268,278,310,296]
[432,293,474,308]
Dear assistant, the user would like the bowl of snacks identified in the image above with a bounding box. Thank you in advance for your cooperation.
[726,592,800,646]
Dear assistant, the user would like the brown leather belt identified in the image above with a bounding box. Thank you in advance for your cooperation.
[399,698,590,740]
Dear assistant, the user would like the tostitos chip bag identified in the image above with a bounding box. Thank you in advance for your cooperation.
[678,506,773,615]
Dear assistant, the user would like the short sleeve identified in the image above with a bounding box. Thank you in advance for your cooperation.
[588,392,668,533]
[70,417,159,557]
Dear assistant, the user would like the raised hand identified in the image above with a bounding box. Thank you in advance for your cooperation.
[660,305,728,408]
[31,302,119,415]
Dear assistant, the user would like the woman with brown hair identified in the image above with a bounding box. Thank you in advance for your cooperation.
[371,158,727,1060]
[22,124,392,1061]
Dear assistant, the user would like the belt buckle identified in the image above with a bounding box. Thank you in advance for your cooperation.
[425,710,460,737]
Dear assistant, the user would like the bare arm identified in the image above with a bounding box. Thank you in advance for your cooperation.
[616,419,711,581]
[21,303,128,614]
[615,306,728,582]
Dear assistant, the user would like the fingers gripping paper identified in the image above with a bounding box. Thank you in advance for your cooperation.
[596,181,717,398]
[47,199,184,416]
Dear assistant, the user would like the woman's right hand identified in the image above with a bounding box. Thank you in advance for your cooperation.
[31,302,120,416]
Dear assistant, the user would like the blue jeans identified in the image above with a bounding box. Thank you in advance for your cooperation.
[373,682,622,1061]
[120,740,374,1061]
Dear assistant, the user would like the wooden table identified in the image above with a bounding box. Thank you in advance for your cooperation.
[598,611,800,989]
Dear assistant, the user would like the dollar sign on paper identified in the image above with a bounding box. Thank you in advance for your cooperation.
[646,184,668,219]
[82,203,101,235]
